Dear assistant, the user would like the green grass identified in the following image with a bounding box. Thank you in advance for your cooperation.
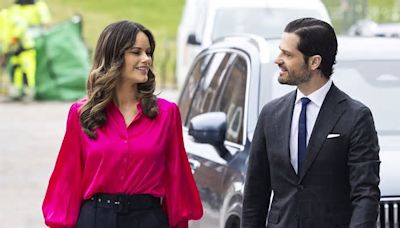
[1,0,185,87]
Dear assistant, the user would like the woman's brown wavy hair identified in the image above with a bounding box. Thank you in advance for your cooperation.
[80,20,158,139]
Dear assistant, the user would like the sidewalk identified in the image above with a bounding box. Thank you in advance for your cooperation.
[0,88,179,227]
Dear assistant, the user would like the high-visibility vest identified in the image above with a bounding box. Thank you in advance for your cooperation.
[19,0,51,27]
[0,9,10,54]
[7,4,34,51]
[3,1,51,53]
[0,8,25,54]
[18,0,52,41]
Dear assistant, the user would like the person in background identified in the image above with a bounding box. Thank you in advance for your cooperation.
[15,0,51,27]
[242,17,380,228]
[0,9,10,67]
[7,0,51,99]
[42,20,203,228]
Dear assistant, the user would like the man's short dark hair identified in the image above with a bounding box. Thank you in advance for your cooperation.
[284,17,337,77]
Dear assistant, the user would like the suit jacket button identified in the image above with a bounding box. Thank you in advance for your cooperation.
[298,185,304,190]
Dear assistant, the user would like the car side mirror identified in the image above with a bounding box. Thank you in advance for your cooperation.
[188,112,231,159]
[187,33,201,45]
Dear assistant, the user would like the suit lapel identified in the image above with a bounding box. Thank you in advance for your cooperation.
[275,90,298,180]
[298,84,347,182]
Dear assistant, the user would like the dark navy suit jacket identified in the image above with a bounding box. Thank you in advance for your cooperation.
[242,84,380,228]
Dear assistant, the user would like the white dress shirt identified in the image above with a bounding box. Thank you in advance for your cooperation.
[290,79,333,174]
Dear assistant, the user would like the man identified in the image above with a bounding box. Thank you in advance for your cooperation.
[242,18,380,228]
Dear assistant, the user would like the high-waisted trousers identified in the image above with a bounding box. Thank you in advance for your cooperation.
[75,193,168,228]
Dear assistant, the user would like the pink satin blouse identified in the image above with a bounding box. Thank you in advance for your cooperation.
[42,98,203,228]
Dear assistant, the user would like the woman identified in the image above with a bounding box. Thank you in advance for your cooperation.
[42,20,203,228]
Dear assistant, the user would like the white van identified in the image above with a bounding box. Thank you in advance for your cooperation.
[175,0,332,87]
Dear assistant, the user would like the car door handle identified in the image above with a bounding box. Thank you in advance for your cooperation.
[188,158,201,174]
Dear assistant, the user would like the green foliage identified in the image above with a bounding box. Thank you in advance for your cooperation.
[323,0,400,33]
[368,0,400,22]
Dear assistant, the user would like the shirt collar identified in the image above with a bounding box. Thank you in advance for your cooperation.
[295,78,333,107]
[107,100,143,116]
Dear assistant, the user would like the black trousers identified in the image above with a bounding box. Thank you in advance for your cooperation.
[75,193,168,228]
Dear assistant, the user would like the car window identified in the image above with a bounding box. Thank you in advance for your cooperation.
[185,52,232,125]
[214,55,248,145]
[198,54,247,144]
[179,53,212,124]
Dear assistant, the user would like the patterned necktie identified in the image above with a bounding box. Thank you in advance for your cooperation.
[298,97,311,173]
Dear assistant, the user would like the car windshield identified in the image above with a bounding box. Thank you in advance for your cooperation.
[212,8,322,41]
[269,60,400,134]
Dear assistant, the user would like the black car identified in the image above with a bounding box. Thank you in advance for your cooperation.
[178,34,400,228]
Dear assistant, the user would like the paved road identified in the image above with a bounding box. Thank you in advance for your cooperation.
[0,89,178,228]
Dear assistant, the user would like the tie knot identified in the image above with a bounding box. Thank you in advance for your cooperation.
[300,97,311,106]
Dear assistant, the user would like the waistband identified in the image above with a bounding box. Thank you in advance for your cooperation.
[88,193,161,213]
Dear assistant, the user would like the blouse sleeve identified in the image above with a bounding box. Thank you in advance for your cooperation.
[42,103,84,228]
[163,104,203,228]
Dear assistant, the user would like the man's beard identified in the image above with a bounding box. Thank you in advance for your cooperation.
[278,64,311,85]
